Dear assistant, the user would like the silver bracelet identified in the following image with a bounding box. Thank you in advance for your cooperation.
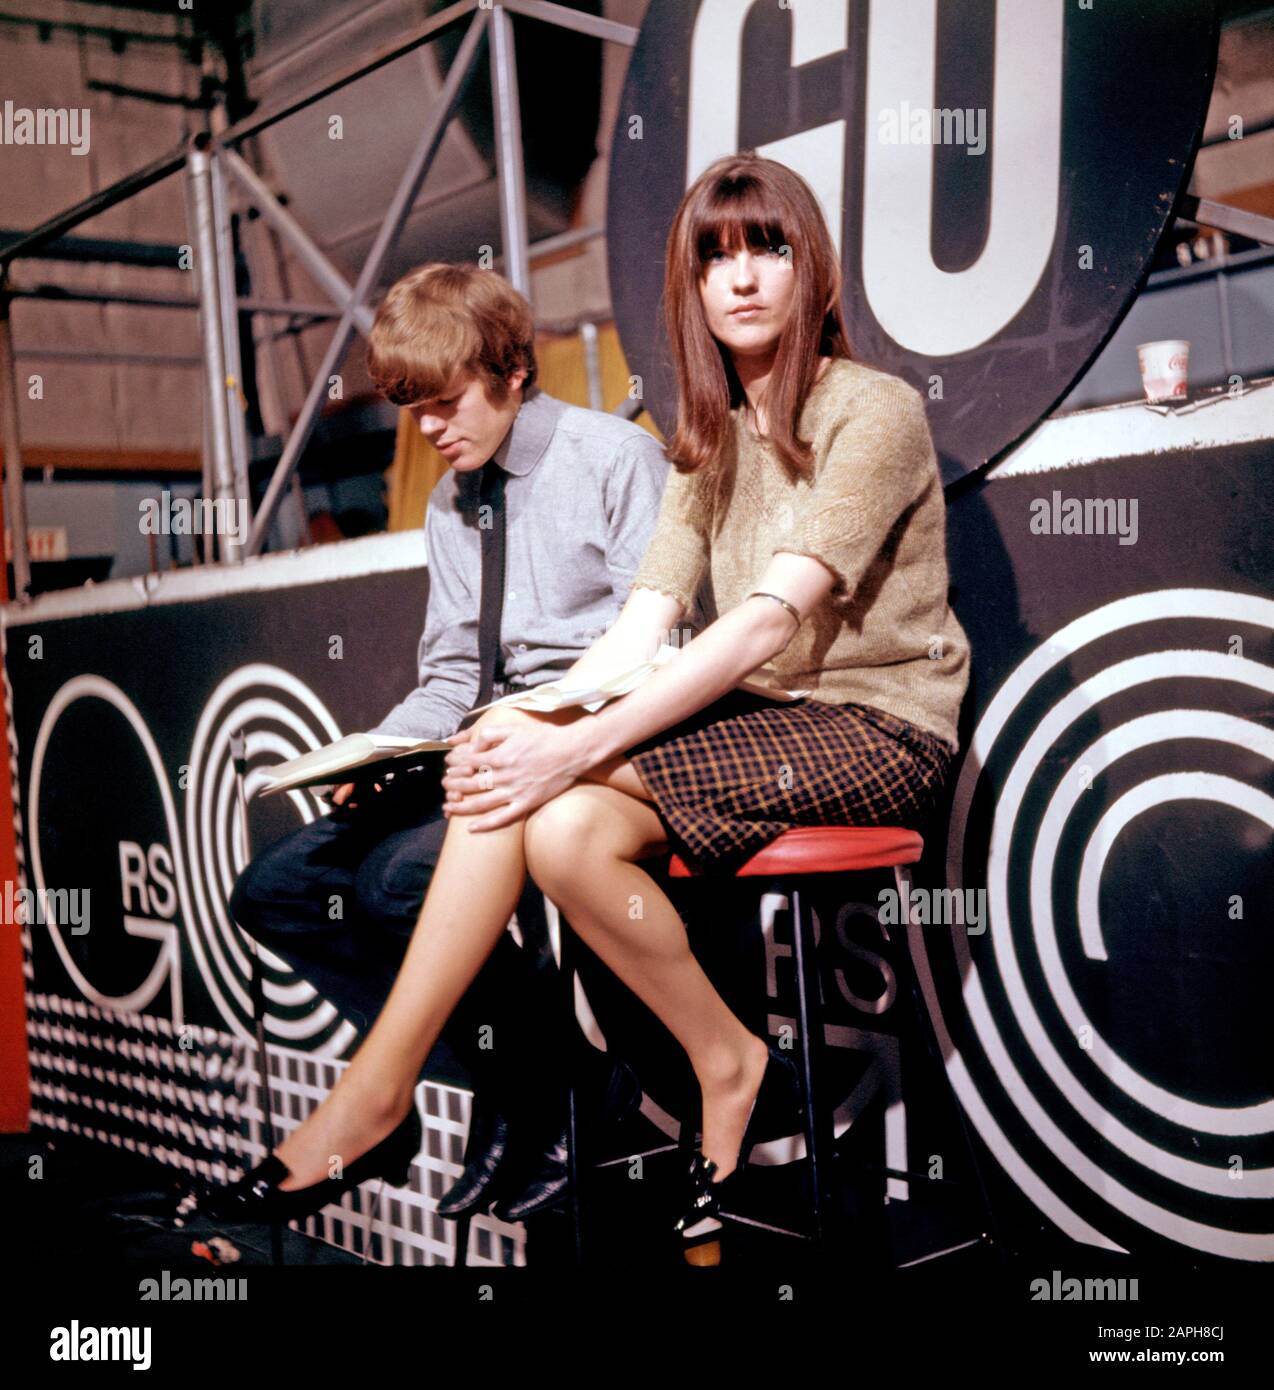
[748,590,802,625]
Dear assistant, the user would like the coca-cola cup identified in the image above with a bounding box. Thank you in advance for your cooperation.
[1136,339,1190,403]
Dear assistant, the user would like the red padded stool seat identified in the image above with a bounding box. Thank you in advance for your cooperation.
[667,825,924,879]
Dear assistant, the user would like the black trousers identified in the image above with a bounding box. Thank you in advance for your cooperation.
[228,762,571,1129]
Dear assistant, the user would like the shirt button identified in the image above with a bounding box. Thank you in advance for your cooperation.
[508,591,517,599]
[518,643,527,651]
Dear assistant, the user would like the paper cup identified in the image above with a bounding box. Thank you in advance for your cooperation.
[1137,339,1190,403]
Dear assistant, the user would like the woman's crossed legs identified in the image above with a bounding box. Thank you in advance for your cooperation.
[272,704,768,1191]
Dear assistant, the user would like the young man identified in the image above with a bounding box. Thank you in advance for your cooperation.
[228,263,671,1222]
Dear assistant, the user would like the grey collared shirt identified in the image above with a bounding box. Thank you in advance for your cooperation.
[370,385,671,740]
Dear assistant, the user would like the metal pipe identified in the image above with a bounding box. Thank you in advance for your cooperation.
[490,4,530,298]
[246,9,492,556]
[244,133,319,433]
[249,3,397,84]
[2,284,342,317]
[221,149,374,338]
[0,4,479,268]
[0,279,32,600]
[1199,113,1274,148]
[502,0,639,46]
[241,212,296,456]
[259,316,328,347]
[1141,243,1274,291]
[0,231,185,268]
[210,149,253,531]
[0,12,188,47]
[200,386,212,561]
[581,320,602,411]
[0,0,631,269]
[1177,194,1274,249]
[316,168,489,257]
[241,298,341,318]
[0,0,637,573]
[216,0,479,151]
[187,148,242,564]
[11,283,201,309]
[1212,232,1236,383]
[12,346,203,367]
[489,222,603,277]
[182,155,214,559]
[0,147,187,267]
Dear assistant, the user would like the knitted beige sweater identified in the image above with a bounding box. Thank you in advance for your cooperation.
[631,356,970,752]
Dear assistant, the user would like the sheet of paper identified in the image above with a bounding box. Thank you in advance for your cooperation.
[468,643,808,716]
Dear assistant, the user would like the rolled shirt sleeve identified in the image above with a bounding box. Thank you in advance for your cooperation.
[367,492,480,740]
[774,380,935,610]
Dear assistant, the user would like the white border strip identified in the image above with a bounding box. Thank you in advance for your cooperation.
[987,376,1274,480]
[0,528,427,630]
[6,375,1270,628]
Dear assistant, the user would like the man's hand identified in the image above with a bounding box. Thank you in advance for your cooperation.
[441,722,592,831]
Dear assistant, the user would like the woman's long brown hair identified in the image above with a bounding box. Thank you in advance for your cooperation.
[662,153,853,481]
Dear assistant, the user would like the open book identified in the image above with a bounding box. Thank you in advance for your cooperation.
[257,645,808,796]
[256,732,451,798]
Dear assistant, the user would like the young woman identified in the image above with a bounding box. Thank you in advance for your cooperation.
[206,153,970,1245]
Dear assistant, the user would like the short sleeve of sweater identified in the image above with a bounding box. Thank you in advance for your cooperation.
[628,462,709,613]
[774,377,935,609]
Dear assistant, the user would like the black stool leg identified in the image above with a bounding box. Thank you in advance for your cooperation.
[678,1073,700,1156]
[790,882,836,1246]
[558,915,585,1266]
[884,865,1010,1264]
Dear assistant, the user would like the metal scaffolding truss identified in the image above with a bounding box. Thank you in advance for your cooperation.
[0,0,639,599]
[12,2,1270,603]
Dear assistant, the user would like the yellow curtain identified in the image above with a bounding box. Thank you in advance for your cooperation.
[384,408,449,534]
[384,321,662,532]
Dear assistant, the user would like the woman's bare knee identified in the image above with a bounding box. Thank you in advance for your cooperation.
[524,785,663,892]
[524,789,609,880]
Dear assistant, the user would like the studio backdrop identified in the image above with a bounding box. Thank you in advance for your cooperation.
[8,0,1269,1268]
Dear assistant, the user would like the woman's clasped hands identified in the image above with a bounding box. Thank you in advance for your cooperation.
[441,719,591,831]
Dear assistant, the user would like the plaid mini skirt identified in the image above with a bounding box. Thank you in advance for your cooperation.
[623,691,955,876]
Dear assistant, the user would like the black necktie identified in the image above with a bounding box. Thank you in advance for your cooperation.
[463,460,507,724]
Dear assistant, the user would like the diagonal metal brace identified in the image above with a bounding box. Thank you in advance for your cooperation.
[220,149,375,339]
[245,9,492,558]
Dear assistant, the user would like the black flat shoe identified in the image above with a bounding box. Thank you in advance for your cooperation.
[489,1125,570,1223]
[672,1043,803,1244]
[203,1102,422,1225]
[436,1101,511,1220]
[490,1058,643,1223]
